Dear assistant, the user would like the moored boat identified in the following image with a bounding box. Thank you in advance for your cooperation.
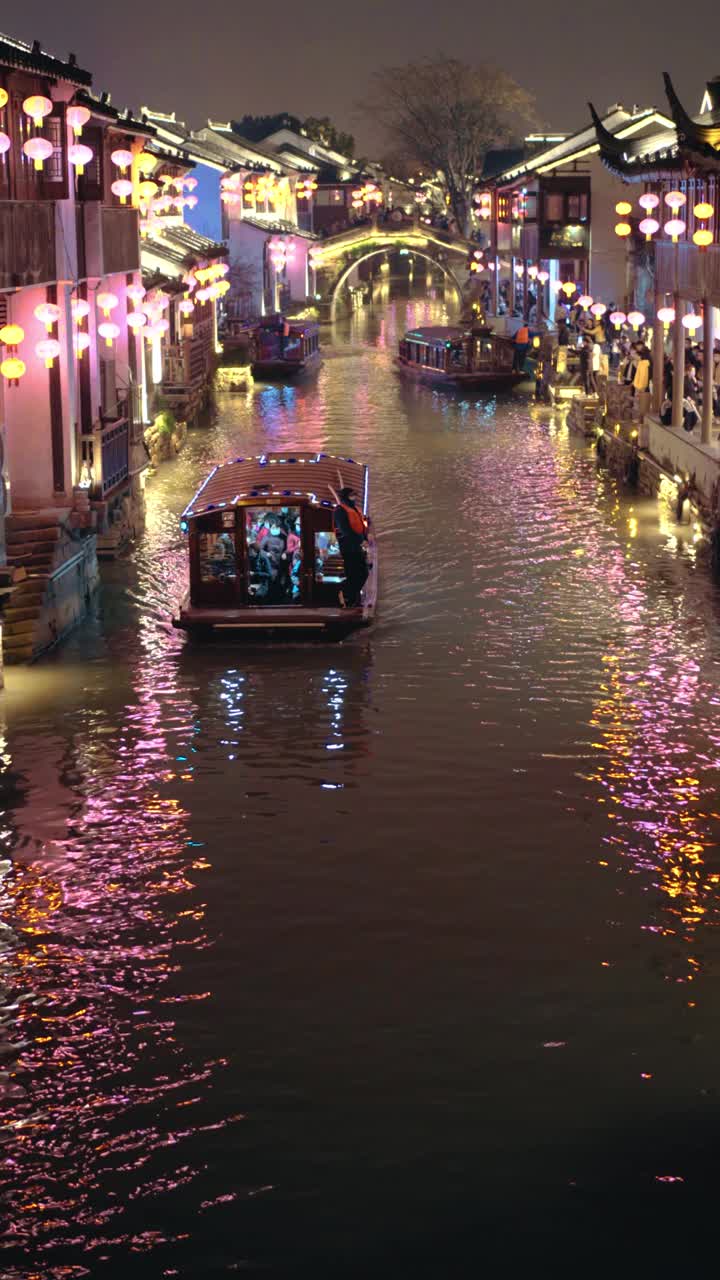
[395,323,524,389]
[250,314,321,379]
[173,452,376,639]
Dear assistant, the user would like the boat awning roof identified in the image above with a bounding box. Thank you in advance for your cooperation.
[405,326,466,343]
[182,452,368,520]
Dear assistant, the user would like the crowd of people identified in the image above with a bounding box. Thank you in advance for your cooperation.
[246,508,303,603]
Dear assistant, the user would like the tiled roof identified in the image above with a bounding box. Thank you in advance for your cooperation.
[0,32,92,85]
[142,223,227,274]
[183,453,368,519]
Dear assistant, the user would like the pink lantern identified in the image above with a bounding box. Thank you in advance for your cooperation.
[664,190,686,210]
[195,287,211,305]
[111,148,133,173]
[71,297,90,324]
[22,95,52,128]
[609,310,627,330]
[23,136,53,170]
[639,217,659,241]
[179,299,195,316]
[97,291,119,318]
[537,269,549,284]
[0,133,10,156]
[111,178,133,205]
[184,176,198,191]
[67,105,91,137]
[590,302,607,318]
[126,283,146,309]
[216,262,229,277]
[682,313,703,333]
[664,218,686,243]
[639,192,659,211]
[143,322,163,342]
[127,311,147,333]
[34,302,60,332]
[657,306,675,329]
[627,310,645,330]
[514,264,524,278]
[68,143,94,176]
[35,338,61,368]
[185,194,198,209]
[98,321,120,348]
[578,294,593,310]
[73,331,90,358]
[527,264,538,280]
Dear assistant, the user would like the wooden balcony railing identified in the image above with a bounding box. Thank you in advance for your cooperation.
[0,202,56,288]
[81,415,129,500]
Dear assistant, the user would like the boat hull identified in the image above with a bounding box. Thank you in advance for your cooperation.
[173,550,377,641]
[394,357,524,390]
[251,353,322,381]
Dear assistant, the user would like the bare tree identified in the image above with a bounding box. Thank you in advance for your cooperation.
[361,57,535,237]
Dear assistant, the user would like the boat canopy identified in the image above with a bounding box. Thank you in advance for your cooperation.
[182,452,368,521]
[405,326,467,346]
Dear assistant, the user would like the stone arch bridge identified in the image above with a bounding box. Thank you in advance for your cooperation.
[309,218,473,313]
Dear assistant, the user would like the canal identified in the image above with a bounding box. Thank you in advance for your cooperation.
[3,285,720,1275]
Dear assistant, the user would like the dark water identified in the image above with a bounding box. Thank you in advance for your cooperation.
[3,288,720,1276]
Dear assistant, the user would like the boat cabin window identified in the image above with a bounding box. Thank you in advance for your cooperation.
[245,505,302,604]
[198,511,237,584]
[474,336,495,367]
[448,342,466,370]
[315,529,343,584]
[284,331,302,360]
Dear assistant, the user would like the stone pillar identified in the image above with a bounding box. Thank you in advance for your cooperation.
[671,294,685,429]
[702,298,715,445]
[493,255,499,315]
[652,291,664,414]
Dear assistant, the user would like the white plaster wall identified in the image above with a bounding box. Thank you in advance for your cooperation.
[647,416,720,500]
[228,220,266,314]
[588,158,630,309]
[4,287,61,507]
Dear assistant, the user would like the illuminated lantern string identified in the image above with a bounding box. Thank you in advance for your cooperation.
[657,306,675,331]
[0,323,25,347]
[0,88,7,111]
[184,176,198,191]
[22,94,52,129]
[578,294,593,310]
[664,190,686,210]
[693,228,713,248]
[1,356,25,385]
[639,217,659,241]
[0,132,10,156]
[627,310,645,331]
[112,178,133,204]
[111,148,133,174]
[179,298,195,316]
[135,151,157,176]
[682,312,703,333]
[561,281,576,298]
[23,136,53,170]
[36,338,60,368]
[98,321,120,348]
[537,270,549,285]
[185,194,198,209]
[527,264,538,280]
[34,302,61,332]
[614,221,632,238]
[694,202,714,220]
[126,282,146,309]
[97,292,119,318]
[67,105,91,137]
[590,302,606,318]
[664,218,686,243]
[615,201,632,216]
[609,310,627,330]
[68,143,94,176]
[73,331,90,358]
[127,311,147,333]
[639,192,659,211]
[71,298,90,325]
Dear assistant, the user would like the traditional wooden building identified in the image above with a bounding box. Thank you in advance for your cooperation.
[591,73,720,446]
[0,33,155,661]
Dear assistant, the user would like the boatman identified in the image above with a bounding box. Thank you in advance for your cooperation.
[333,486,368,608]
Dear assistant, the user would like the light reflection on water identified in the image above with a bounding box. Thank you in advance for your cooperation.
[3,288,720,1272]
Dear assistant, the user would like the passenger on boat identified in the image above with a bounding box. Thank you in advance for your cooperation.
[334,486,368,608]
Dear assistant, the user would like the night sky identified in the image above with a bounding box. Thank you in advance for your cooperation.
[11,0,720,150]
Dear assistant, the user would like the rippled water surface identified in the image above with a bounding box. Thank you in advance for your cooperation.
[4,290,720,1276]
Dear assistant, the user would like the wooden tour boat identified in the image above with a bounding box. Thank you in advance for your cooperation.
[173,452,376,639]
[251,315,321,379]
[396,324,524,390]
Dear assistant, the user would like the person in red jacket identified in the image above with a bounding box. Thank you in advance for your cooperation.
[333,486,368,607]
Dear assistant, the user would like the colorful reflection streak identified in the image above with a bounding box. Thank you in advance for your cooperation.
[0,635,238,1275]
